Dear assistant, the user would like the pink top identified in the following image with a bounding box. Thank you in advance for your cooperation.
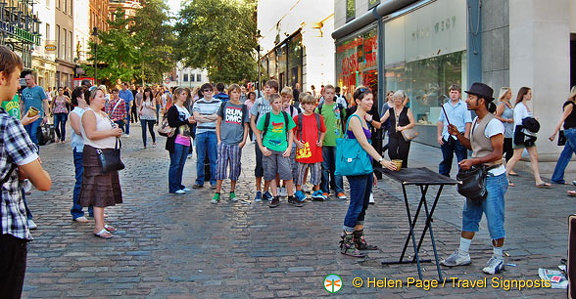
[53,96,69,114]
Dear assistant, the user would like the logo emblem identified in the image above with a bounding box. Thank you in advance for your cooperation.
[324,274,342,293]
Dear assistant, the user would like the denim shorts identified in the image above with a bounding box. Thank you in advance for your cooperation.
[461,173,508,240]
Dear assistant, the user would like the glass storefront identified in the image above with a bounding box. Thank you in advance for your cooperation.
[335,25,378,104]
[259,32,303,90]
[383,0,467,126]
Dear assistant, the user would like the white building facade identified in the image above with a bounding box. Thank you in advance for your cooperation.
[257,0,335,94]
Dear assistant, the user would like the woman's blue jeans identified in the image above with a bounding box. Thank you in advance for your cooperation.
[53,113,68,141]
[551,128,576,184]
[169,143,189,193]
[343,174,373,231]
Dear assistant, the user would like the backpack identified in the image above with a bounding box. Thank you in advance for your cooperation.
[296,113,322,142]
[317,102,346,133]
[262,111,290,141]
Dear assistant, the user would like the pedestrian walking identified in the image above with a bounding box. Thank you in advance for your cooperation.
[549,85,576,187]
[118,82,134,136]
[21,71,49,148]
[79,87,124,239]
[339,86,396,257]
[0,45,51,299]
[505,87,551,188]
[494,87,517,184]
[440,82,508,275]
[51,87,71,143]
[139,88,157,149]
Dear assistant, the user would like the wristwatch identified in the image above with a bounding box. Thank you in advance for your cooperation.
[378,157,384,163]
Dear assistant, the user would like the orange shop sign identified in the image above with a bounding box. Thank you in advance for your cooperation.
[44,44,57,51]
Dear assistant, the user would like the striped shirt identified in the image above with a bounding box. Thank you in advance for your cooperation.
[1,108,39,240]
[193,98,221,135]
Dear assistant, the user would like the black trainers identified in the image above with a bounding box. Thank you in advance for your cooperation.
[269,196,280,208]
[287,196,303,207]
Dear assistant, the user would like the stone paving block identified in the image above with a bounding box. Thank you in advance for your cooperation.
[20,132,569,298]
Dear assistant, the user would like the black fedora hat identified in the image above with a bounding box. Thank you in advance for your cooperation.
[465,82,494,101]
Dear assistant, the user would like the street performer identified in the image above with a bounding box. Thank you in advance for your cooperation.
[440,82,508,275]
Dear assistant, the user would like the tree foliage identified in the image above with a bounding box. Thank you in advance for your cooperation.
[84,0,175,85]
[175,0,258,83]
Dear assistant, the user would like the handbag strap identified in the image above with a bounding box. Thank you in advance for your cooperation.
[115,137,121,150]
[344,114,364,139]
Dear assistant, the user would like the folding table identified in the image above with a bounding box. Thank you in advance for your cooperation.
[376,167,458,280]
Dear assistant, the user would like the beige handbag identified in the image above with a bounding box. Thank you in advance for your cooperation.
[400,128,419,141]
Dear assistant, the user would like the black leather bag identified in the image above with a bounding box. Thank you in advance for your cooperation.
[96,138,125,173]
[456,165,496,204]
[558,130,566,146]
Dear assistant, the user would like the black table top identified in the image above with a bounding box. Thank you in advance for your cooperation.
[375,167,458,186]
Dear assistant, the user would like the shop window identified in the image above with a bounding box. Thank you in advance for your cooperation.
[384,51,465,126]
[346,0,355,22]
[183,74,188,82]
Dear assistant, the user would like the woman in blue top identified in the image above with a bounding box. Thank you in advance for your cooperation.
[340,86,396,257]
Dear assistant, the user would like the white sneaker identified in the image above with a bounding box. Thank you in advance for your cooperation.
[181,187,191,192]
[302,184,312,193]
[482,256,505,275]
[175,189,186,194]
[369,193,375,204]
[28,219,37,230]
[278,187,287,197]
[440,249,471,267]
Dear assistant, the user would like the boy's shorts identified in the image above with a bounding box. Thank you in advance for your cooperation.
[263,150,293,181]
[295,162,321,186]
[215,142,242,181]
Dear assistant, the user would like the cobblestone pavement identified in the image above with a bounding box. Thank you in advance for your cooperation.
[22,123,570,298]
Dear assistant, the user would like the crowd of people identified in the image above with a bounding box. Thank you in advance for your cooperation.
[4,39,576,297]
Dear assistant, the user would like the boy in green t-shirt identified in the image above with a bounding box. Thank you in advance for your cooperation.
[255,94,298,208]
[316,84,347,199]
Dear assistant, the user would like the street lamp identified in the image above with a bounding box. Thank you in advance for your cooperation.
[91,27,98,85]
[255,29,263,95]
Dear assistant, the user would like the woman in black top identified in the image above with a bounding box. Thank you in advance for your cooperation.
[379,90,415,168]
[166,87,196,194]
[549,86,576,188]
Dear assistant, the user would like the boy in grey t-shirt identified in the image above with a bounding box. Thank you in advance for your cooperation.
[212,84,250,203]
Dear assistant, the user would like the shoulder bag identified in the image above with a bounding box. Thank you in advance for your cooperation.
[96,138,125,173]
[400,128,419,141]
[335,115,373,176]
[157,114,176,137]
[456,164,497,204]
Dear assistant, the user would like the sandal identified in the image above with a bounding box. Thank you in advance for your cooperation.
[568,190,576,197]
[536,183,551,189]
[94,228,113,239]
[508,180,515,187]
[104,224,116,232]
[509,172,519,176]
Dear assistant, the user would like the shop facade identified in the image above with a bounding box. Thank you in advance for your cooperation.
[333,0,575,154]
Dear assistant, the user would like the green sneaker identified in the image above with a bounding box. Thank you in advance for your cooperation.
[229,192,238,202]
[211,193,220,204]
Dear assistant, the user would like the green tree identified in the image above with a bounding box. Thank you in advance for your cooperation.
[131,0,176,84]
[84,1,176,85]
[175,0,258,83]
